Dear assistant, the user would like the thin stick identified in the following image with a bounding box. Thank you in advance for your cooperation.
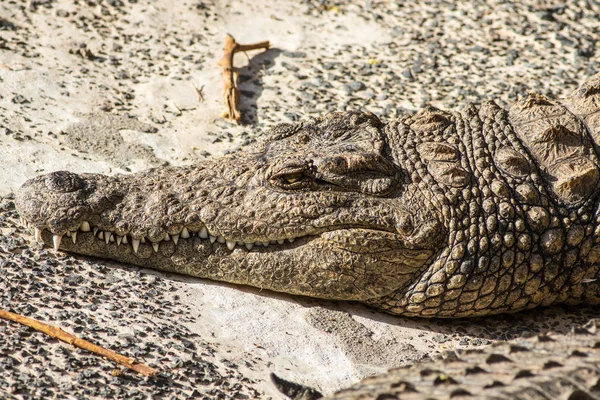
[218,34,270,123]
[193,84,205,103]
[0,309,158,377]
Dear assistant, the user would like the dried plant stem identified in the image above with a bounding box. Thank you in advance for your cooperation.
[218,34,270,123]
[0,308,158,377]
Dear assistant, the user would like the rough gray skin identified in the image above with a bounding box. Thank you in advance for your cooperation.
[269,320,600,400]
[15,73,600,319]
[13,74,600,399]
[318,320,600,400]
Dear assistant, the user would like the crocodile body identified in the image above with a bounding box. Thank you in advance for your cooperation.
[14,74,600,398]
[318,321,600,400]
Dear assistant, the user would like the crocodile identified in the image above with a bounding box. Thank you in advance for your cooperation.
[271,319,600,399]
[13,73,600,398]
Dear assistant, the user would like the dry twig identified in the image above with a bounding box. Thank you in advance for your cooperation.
[193,84,205,103]
[0,309,158,377]
[218,34,270,123]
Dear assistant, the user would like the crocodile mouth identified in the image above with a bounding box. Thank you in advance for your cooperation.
[20,215,434,302]
[20,218,403,256]
[22,218,315,253]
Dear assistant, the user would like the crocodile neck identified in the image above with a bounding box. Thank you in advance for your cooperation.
[375,100,600,317]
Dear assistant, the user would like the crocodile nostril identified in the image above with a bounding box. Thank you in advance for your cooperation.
[44,171,84,193]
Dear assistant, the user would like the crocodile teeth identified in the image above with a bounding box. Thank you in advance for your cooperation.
[51,223,305,253]
[199,226,208,239]
[181,227,190,239]
[132,239,140,254]
[34,228,43,242]
[52,234,62,250]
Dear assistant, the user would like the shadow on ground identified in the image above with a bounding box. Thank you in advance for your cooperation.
[236,48,283,125]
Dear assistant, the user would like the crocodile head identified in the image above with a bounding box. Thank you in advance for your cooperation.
[16,111,444,302]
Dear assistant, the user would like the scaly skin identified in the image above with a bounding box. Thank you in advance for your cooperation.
[319,321,600,400]
[15,73,600,318]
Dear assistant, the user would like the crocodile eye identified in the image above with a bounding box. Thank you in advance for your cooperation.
[282,173,303,184]
[270,169,314,190]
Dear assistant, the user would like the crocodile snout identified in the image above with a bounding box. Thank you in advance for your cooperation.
[15,170,125,245]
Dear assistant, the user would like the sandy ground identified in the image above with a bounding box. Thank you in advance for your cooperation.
[1,0,600,398]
